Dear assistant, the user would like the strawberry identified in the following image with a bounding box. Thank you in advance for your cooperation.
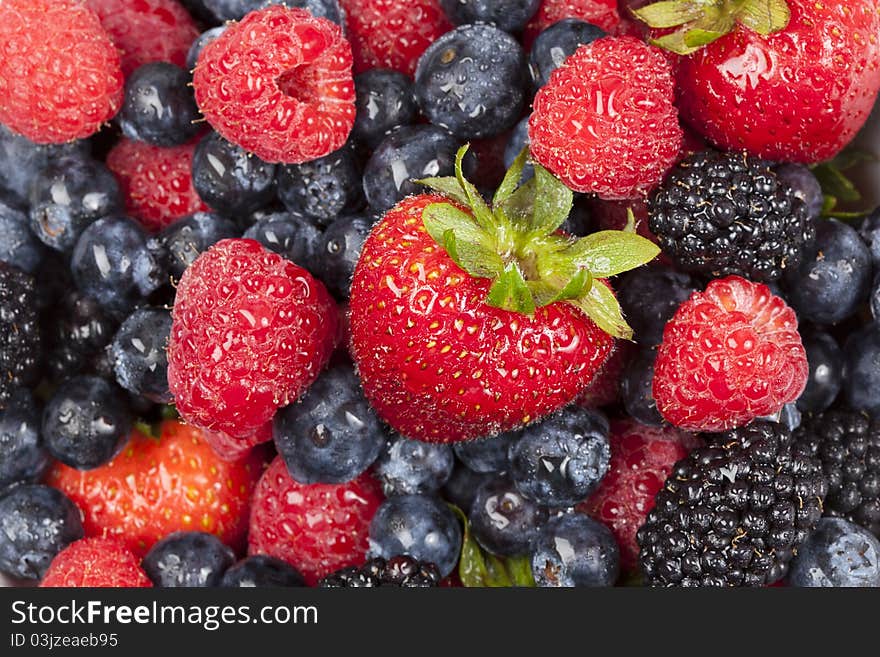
[40,537,152,588]
[349,148,659,442]
[46,419,263,556]
[633,0,880,162]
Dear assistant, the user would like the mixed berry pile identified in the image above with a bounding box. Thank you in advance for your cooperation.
[2,0,880,589]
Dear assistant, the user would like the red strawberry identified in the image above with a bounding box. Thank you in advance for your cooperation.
[193,6,355,164]
[349,148,659,442]
[40,537,152,588]
[634,0,880,162]
[167,238,338,442]
[248,456,384,585]
[338,0,453,76]
[523,0,622,46]
[46,420,262,556]
[529,36,683,200]
[107,137,209,232]
[579,419,700,572]
[0,0,123,144]
[652,275,808,432]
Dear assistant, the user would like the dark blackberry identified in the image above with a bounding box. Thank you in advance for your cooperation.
[637,421,827,587]
[414,24,527,140]
[120,63,201,146]
[648,150,815,282]
[277,146,365,227]
[439,0,540,33]
[319,556,441,588]
[46,289,118,380]
[793,410,880,537]
[0,262,42,407]
[352,69,418,149]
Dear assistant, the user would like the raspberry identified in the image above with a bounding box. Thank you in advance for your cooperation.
[0,0,123,144]
[338,0,453,76]
[523,0,621,47]
[248,456,384,585]
[193,6,356,164]
[529,36,682,200]
[106,138,209,232]
[167,239,338,442]
[653,275,809,432]
[579,419,699,573]
[86,0,199,77]
[40,538,152,588]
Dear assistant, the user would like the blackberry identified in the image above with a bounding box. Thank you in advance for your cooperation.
[648,150,815,282]
[793,410,880,537]
[0,262,42,407]
[319,556,441,588]
[637,421,827,587]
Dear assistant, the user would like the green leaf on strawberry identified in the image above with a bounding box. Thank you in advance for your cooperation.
[812,150,876,221]
[418,146,659,339]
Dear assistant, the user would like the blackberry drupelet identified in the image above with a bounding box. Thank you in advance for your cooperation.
[0,262,42,407]
[793,410,880,537]
[637,421,827,587]
[648,150,815,282]
[318,556,441,587]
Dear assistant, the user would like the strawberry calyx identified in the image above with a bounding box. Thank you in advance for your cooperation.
[632,0,790,55]
[418,146,659,339]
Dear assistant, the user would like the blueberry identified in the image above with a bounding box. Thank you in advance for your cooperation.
[560,198,595,237]
[374,436,455,496]
[192,132,277,217]
[859,208,880,269]
[618,265,699,346]
[316,214,372,299]
[352,69,418,149]
[220,555,306,587]
[620,347,663,426]
[843,324,880,416]
[797,329,843,413]
[442,462,494,511]
[528,18,606,90]
[508,407,610,507]
[28,154,122,252]
[42,375,132,470]
[274,363,386,484]
[143,531,235,587]
[0,200,44,274]
[243,211,321,271]
[277,147,364,226]
[120,63,201,147]
[0,484,84,580]
[469,476,549,556]
[148,212,239,283]
[201,0,343,24]
[70,216,161,319]
[415,24,527,140]
[0,388,47,490]
[773,163,823,222]
[363,125,459,213]
[439,0,540,33]
[788,518,880,587]
[503,116,534,183]
[46,290,119,380]
[186,26,227,73]
[531,513,619,587]
[453,432,517,473]
[369,494,462,577]
[783,218,871,325]
[110,307,173,403]
[872,272,880,323]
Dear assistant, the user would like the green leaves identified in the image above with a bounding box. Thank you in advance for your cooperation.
[633,0,791,55]
[561,231,661,279]
[572,281,634,340]
[812,151,876,221]
[452,505,536,588]
[487,263,535,315]
[529,164,574,237]
[422,203,504,278]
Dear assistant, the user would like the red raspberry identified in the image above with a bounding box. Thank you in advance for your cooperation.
[653,275,808,432]
[575,341,634,409]
[579,419,699,573]
[193,6,355,164]
[167,239,338,442]
[40,537,152,588]
[523,0,621,47]
[106,137,209,232]
[203,427,271,462]
[529,36,682,200]
[0,0,123,144]
[86,0,199,77]
[338,0,453,76]
[248,456,384,585]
